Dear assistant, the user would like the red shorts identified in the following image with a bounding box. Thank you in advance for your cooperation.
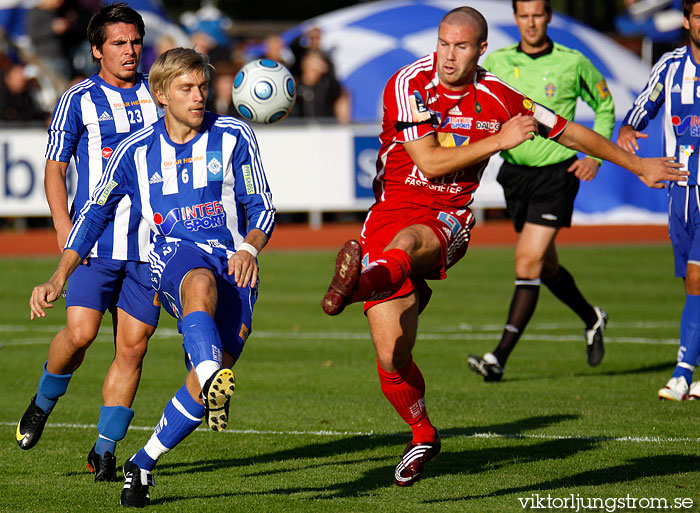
[361,206,475,311]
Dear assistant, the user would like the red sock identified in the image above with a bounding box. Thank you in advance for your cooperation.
[352,248,412,302]
[377,358,436,444]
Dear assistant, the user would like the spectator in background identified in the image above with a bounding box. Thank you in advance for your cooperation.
[262,33,294,69]
[0,63,48,123]
[207,59,239,117]
[289,49,350,123]
[26,0,73,88]
[290,26,335,78]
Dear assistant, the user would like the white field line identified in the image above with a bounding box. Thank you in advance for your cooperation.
[0,325,680,347]
[1,421,697,443]
[0,321,680,333]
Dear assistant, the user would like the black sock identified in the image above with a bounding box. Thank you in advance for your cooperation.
[493,279,540,365]
[543,266,597,328]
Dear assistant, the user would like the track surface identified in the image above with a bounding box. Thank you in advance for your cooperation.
[0,222,669,256]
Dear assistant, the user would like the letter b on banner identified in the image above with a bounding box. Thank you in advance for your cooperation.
[4,142,34,199]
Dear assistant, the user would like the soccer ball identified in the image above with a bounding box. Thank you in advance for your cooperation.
[232,59,296,124]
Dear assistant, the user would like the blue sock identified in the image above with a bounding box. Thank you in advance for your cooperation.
[95,405,134,457]
[35,362,72,413]
[672,294,700,385]
[131,385,204,471]
[182,311,223,369]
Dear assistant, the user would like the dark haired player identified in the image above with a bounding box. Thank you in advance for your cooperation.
[16,3,160,482]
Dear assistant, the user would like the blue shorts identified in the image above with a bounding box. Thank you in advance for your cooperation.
[65,258,160,327]
[668,184,700,278]
[149,240,257,364]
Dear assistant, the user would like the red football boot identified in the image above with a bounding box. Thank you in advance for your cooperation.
[321,240,362,315]
[394,430,441,487]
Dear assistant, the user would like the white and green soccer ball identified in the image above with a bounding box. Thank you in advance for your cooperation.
[232,59,296,124]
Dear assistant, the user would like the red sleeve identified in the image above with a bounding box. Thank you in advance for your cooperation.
[383,71,435,143]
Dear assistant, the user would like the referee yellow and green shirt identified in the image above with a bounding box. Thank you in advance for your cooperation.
[483,39,615,167]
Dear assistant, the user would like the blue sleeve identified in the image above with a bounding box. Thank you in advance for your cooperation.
[46,88,82,162]
[622,53,672,131]
[65,146,135,258]
[232,124,276,239]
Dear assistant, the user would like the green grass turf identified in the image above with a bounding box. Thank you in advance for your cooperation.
[1,245,700,512]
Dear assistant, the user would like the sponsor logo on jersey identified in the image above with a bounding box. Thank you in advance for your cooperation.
[437,132,470,148]
[153,200,226,235]
[476,119,501,133]
[242,164,255,194]
[545,83,556,98]
[102,147,113,159]
[651,83,664,101]
[672,83,682,93]
[98,111,114,122]
[149,172,163,185]
[672,114,700,136]
[446,116,473,129]
[595,80,610,99]
[207,152,223,182]
[207,239,227,249]
[448,105,462,115]
[96,180,118,205]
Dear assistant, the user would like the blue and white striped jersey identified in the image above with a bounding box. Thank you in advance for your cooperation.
[47,72,159,260]
[66,112,275,261]
[623,46,700,186]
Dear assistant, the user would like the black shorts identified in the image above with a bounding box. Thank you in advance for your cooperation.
[496,157,580,233]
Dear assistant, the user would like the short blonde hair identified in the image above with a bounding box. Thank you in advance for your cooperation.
[149,48,213,108]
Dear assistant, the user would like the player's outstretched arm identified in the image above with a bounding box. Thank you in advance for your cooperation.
[403,114,538,179]
[616,124,649,154]
[228,229,269,288]
[556,121,686,188]
[29,249,82,320]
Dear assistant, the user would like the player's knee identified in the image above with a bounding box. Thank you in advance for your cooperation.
[376,349,411,372]
[514,258,542,280]
[116,336,148,365]
[182,269,218,310]
[63,323,99,349]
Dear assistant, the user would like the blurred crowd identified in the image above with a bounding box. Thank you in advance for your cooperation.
[0,0,352,127]
[0,0,686,127]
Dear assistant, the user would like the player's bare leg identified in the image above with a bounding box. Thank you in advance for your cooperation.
[87,308,155,481]
[47,306,104,374]
[17,306,102,450]
[104,308,154,407]
[368,292,440,487]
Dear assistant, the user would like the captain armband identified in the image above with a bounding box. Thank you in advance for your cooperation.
[394,117,437,132]
[531,102,558,133]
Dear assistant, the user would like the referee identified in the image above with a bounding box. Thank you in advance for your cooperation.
[468,0,612,381]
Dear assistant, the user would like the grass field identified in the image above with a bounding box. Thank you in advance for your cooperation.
[1,244,700,512]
